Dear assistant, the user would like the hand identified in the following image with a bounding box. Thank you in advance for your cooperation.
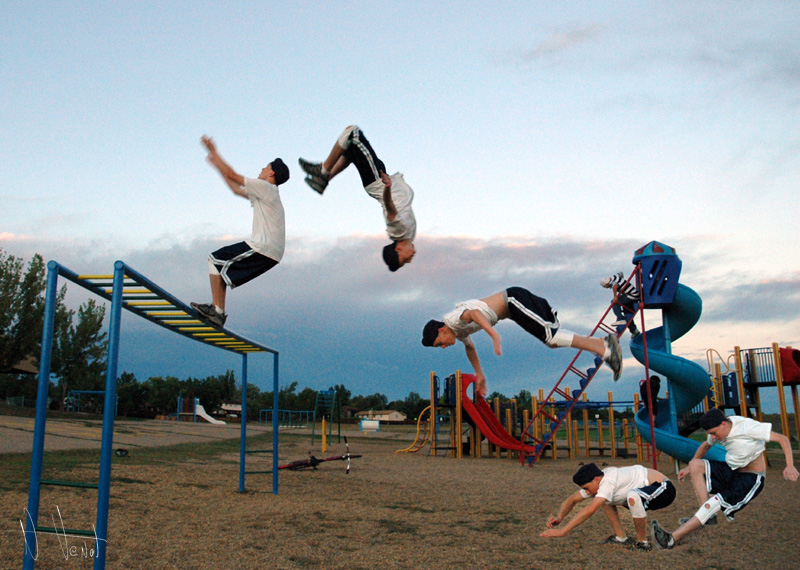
[493,336,502,356]
[380,171,392,190]
[678,467,689,482]
[546,516,561,528]
[474,374,487,398]
[201,135,216,153]
[540,528,566,538]
[784,465,799,481]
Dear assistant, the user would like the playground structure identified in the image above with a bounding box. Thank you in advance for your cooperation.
[64,389,118,416]
[707,343,800,443]
[260,408,312,428]
[408,370,644,460]
[415,241,798,469]
[311,389,341,446]
[22,260,280,570]
[174,394,226,425]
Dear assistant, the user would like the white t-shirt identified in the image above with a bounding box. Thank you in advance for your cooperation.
[442,299,499,347]
[580,465,650,505]
[708,416,772,469]
[244,177,285,262]
[364,173,416,242]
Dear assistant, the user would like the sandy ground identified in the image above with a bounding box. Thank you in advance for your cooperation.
[1,416,799,570]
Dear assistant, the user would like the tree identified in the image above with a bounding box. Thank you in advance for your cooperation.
[0,251,54,371]
[117,371,150,418]
[400,391,427,420]
[145,375,183,415]
[351,392,388,411]
[52,299,107,408]
[515,389,532,411]
[0,250,71,402]
[329,384,351,408]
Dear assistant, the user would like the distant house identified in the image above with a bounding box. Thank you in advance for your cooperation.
[354,410,407,423]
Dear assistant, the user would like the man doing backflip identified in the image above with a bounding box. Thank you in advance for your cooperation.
[191,135,289,327]
[298,125,416,272]
[420,287,623,396]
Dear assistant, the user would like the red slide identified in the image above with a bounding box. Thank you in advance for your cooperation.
[781,347,800,386]
[460,374,537,453]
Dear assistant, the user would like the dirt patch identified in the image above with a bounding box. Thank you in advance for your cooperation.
[1,425,798,570]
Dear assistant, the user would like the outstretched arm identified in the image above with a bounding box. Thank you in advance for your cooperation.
[202,135,246,197]
[545,490,585,529]
[380,172,398,221]
[463,341,487,397]
[679,440,712,481]
[770,431,799,481]
[541,495,604,538]
[461,309,502,356]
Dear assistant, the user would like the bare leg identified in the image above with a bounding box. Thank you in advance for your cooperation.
[571,335,606,357]
[601,504,626,538]
[328,154,351,179]
[210,274,227,311]
[632,517,647,542]
[672,516,703,542]
[687,459,710,504]
[322,142,347,173]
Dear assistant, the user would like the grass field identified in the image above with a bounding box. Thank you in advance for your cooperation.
[2,418,799,570]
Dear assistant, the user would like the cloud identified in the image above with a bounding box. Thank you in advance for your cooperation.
[7,233,795,411]
[512,23,604,65]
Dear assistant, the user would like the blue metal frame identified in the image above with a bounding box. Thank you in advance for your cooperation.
[22,260,280,570]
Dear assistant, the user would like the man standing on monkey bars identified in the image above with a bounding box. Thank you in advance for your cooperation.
[192,135,290,327]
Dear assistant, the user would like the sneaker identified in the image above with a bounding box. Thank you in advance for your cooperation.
[612,318,627,326]
[305,173,328,194]
[191,302,227,328]
[298,157,323,177]
[650,520,674,550]
[679,515,717,526]
[604,334,623,381]
[601,535,632,546]
[629,323,640,337]
[630,540,652,551]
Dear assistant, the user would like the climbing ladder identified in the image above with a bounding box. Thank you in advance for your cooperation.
[311,389,340,445]
[520,265,646,464]
[430,373,462,457]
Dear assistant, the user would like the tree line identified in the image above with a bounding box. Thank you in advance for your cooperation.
[1,250,631,423]
[0,250,432,420]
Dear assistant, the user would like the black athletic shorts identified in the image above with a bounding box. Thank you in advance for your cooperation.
[705,459,764,519]
[505,286,560,344]
[343,126,386,187]
[210,242,278,289]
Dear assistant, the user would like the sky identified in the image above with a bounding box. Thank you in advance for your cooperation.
[2,1,799,413]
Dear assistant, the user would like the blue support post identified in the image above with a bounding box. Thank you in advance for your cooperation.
[272,352,279,495]
[23,261,59,570]
[93,260,124,570]
[239,353,247,493]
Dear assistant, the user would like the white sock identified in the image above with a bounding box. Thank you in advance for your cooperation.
[321,165,329,175]
[213,305,224,314]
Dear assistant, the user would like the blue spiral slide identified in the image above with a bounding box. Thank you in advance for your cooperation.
[629,248,725,463]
